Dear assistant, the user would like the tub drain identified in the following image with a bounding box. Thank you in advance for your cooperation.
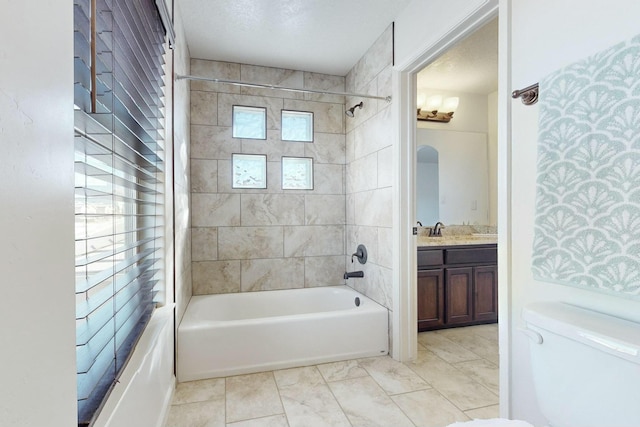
[354,297,360,307]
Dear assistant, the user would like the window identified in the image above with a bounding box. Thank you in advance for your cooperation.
[232,154,267,189]
[281,110,314,142]
[73,0,167,425]
[282,157,314,190]
[232,105,267,139]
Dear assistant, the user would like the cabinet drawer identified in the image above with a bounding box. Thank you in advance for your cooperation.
[418,249,443,268]
[445,247,496,265]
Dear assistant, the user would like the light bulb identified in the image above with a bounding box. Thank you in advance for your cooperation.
[443,97,459,113]
[425,95,443,112]
[417,93,426,110]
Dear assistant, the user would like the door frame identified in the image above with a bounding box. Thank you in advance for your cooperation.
[390,1,507,413]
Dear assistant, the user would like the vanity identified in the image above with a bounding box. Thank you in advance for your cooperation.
[416,128,498,331]
[417,236,497,331]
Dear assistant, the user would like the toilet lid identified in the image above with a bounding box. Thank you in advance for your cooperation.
[446,419,535,427]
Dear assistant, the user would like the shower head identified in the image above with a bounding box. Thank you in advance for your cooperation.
[345,101,364,117]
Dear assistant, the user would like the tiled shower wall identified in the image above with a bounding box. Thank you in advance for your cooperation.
[345,26,394,312]
[189,59,347,294]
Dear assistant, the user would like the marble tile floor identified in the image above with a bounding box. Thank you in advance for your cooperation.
[165,324,499,427]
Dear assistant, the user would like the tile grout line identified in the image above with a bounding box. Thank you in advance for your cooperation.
[402,356,474,424]
[339,358,419,427]
[270,370,292,427]
[224,377,229,425]
[321,372,358,427]
[332,375,362,427]
[413,325,500,417]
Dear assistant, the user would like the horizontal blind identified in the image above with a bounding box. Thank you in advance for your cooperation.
[73,0,166,425]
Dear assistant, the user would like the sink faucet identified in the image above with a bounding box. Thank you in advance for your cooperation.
[429,221,445,237]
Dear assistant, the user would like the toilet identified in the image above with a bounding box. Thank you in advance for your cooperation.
[447,301,640,427]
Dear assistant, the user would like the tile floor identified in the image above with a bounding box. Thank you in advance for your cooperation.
[165,324,499,427]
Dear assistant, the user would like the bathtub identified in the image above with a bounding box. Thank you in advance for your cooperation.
[177,285,389,381]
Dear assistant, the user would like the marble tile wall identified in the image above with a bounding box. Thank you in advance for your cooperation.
[190,59,347,295]
[344,26,395,315]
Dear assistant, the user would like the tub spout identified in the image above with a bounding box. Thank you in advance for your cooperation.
[344,271,364,280]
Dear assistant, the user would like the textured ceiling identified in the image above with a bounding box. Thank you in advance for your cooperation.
[177,0,412,76]
[417,18,498,95]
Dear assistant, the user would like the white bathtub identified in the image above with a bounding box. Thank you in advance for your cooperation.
[177,285,389,381]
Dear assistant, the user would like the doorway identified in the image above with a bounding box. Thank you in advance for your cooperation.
[415,17,498,232]
[412,18,500,416]
[390,2,502,410]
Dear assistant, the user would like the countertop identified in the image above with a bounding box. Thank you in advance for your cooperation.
[417,234,498,247]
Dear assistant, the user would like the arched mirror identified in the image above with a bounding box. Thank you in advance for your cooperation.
[416,145,439,224]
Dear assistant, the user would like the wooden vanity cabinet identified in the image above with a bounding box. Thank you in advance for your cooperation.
[473,265,499,322]
[418,244,497,331]
[445,267,473,325]
[417,249,445,330]
[417,269,445,329]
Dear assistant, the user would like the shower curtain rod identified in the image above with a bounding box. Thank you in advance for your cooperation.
[175,74,392,102]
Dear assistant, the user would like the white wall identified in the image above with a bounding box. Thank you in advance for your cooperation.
[394,0,492,70]
[0,2,77,426]
[507,0,640,424]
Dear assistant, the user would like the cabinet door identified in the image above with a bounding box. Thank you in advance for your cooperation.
[417,269,444,331]
[473,265,498,322]
[445,267,473,325]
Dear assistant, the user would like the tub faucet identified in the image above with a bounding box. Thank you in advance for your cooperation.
[344,271,364,280]
[429,221,445,237]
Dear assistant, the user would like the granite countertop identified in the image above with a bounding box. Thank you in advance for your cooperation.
[417,234,498,247]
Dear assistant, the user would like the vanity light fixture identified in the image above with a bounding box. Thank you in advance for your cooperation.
[417,94,459,123]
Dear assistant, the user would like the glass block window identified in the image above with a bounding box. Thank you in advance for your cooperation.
[281,110,313,142]
[232,106,267,139]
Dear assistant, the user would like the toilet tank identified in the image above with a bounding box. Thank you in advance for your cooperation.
[522,302,640,427]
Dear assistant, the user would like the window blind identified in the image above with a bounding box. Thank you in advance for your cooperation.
[73,0,166,425]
